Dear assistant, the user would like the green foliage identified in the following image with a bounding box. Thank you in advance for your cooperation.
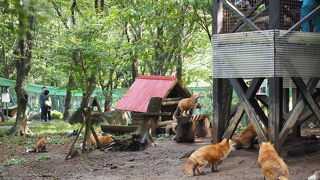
[35,156,51,162]
[156,134,174,141]
[1,158,27,167]
[0,120,16,126]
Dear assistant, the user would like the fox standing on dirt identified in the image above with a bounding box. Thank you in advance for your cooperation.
[233,123,258,149]
[184,138,236,176]
[258,142,289,180]
[27,137,49,153]
[177,94,199,116]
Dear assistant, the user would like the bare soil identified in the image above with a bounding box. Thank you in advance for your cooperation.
[0,134,319,180]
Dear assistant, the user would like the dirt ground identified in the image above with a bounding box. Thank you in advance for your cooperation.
[0,134,319,180]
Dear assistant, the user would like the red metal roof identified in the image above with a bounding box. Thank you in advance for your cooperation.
[115,75,177,112]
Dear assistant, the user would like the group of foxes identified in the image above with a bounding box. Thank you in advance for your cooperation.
[184,123,319,180]
[27,131,114,153]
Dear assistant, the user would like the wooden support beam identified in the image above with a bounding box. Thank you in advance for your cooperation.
[91,127,102,149]
[256,95,269,108]
[163,97,183,101]
[230,78,267,142]
[279,78,319,147]
[269,0,282,29]
[268,77,283,150]
[162,101,179,106]
[230,102,240,118]
[224,78,264,139]
[292,77,320,124]
[296,91,320,125]
[213,78,225,143]
[292,88,301,137]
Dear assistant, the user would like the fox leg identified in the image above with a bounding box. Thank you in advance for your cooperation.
[196,160,207,175]
[196,165,205,175]
[211,161,220,172]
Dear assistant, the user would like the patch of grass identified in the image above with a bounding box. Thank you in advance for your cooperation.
[155,134,173,141]
[0,120,15,126]
[35,156,51,162]
[114,133,132,139]
[1,158,27,167]
[29,120,82,136]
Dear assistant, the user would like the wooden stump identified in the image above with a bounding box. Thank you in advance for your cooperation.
[196,116,212,137]
[174,116,196,143]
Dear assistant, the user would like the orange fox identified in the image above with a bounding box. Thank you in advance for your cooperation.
[258,142,289,180]
[184,139,236,176]
[178,94,199,116]
[27,137,50,153]
[98,134,114,145]
[308,170,320,180]
[233,124,258,149]
[87,133,114,150]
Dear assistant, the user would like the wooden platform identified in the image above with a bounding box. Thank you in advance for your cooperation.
[280,135,320,157]
[101,125,170,135]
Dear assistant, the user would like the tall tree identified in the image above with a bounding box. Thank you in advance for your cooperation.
[7,0,35,136]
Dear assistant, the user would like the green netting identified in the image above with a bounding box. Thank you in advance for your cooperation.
[0,77,126,98]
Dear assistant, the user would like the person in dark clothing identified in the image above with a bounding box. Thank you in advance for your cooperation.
[43,90,52,122]
[40,87,46,122]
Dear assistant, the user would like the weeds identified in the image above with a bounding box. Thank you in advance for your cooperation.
[35,156,51,162]
[1,158,27,167]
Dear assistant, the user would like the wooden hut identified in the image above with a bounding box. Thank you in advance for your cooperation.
[112,75,192,133]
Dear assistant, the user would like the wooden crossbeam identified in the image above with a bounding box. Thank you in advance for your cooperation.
[292,77,320,123]
[221,0,261,31]
[279,78,319,147]
[230,78,267,142]
[296,91,320,125]
[223,78,264,139]
[231,0,265,33]
[256,95,269,108]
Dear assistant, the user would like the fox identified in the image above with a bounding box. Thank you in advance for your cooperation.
[308,170,320,180]
[184,138,236,176]
[178,94,199,116]
[26,137,50,153]
[87,133,114,150]
[233,123,257,149]
[98,134,114,145]
[258,142,289,180]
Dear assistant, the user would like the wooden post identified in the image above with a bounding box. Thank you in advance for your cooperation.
[213,78,225,143]
[268,77,283,151]
[282,88,289,130]
[292,88,301,137]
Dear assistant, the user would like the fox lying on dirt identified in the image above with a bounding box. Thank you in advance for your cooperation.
[87,133,114,150]
[178,94,199,116]
[308,170,320,180]
[258,142,289,180]
[184,138,236,176]
[26,137,50,153]
[233,124,258,149]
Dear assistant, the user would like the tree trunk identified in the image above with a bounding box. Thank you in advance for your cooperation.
[131,57,138,83]
[64,73,74,121]
[7,2,34,136]
[69,76,97,124]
